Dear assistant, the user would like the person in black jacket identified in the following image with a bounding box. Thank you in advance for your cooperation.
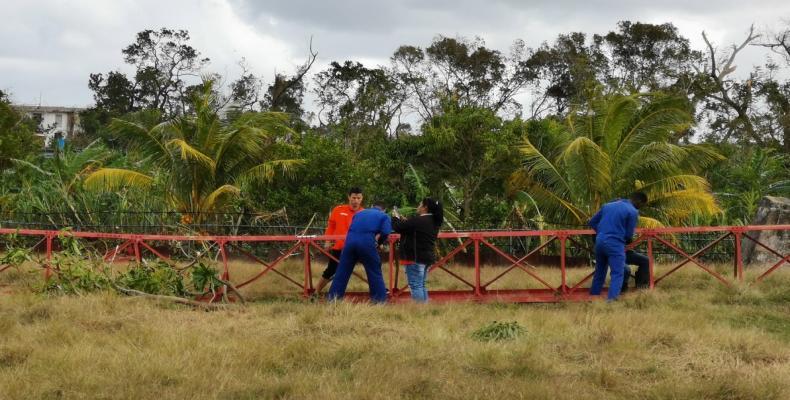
[391,197,443,303]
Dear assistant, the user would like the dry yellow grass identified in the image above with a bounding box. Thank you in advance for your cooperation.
[0,260,789,399]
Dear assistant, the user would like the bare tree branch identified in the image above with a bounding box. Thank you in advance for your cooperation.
[704,25,760,80]
[268,36,318,109]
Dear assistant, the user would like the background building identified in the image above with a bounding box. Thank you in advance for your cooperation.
[13,105,85,148]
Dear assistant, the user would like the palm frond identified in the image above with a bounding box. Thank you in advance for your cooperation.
[404,163,430,200]
[638,216,665,228]
[199,184,240,213]
[648,189,721,223]
[242,159,305,184]
[594,95,639,153]
[517,138,573,197]
[639,175,711,196]
[558,136,611,202]
[676,144,725,173]
[9,158,53,176]
[509,175,589,225]
[83,168,154,192]
[166,139,216,171]
[613,97,693,164]
[109,118,169,162]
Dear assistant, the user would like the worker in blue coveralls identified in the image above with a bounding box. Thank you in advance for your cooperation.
[327,201,392,303]
[588,192,648,301]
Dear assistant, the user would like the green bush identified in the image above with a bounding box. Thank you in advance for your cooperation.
[40,259,113,295]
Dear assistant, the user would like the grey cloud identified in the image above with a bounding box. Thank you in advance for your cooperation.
[3,0,790,107]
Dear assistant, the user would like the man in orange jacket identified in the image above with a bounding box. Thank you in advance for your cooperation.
[315,187,364,295]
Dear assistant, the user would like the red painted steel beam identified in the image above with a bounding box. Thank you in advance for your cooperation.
[568,272,595,294]
[138,240,175,266]
[233,241,303,289]
[228,242,303,289]
[652,233,730,284]
[742,232,788,260]
[480,238,556,291]
[652,235,731,286]
[482,236,556,288]
[755,255,790,282]
[398,238,475,292]
[229,242,303,288]
[2,225,789,242]
[2,225,789,302]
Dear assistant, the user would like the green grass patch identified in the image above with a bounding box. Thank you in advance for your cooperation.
[471,320,527,342]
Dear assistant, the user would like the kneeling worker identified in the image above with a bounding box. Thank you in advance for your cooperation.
[621,244,651,292]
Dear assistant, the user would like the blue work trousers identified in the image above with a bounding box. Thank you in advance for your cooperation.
[590,240,626,300]
[327,237,388,303]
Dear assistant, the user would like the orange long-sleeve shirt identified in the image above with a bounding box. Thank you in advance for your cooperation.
[325,204,363,250]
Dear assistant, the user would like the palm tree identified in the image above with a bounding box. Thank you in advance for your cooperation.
[84,81,301,224]
[509,94,723,227]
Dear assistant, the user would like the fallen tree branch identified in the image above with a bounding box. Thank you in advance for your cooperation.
[112,283,230,310]
[217,278,246,305]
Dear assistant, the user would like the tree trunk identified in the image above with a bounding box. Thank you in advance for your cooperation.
[462,183,473,225]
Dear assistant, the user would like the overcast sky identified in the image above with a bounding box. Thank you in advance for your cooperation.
[1,0,788,107]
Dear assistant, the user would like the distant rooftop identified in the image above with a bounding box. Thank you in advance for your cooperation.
[13,105,87,113]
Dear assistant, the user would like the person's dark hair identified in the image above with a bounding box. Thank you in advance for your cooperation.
[372,200,387,210]
[421,197,444,228]
[348,187,363,195]
[629,191,648,208]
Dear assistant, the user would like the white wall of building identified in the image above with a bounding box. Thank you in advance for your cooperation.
[14,106,84,147]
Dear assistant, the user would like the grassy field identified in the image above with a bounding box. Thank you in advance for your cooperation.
[0,261,789,399]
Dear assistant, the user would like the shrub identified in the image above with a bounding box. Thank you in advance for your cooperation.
[40,258,112,295]
[116,262,187,296]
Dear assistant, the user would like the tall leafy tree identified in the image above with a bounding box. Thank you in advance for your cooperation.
[695,26,764,146]
[87,28,209,119]
[121,28,210,115]
[525,22,701,116]
[524,32,608,115]
[391,36,533,120]
[313,61,407,151]
[82,28,210,142]
[418,99,520,223]
[600,21,700,94]
[229,43,317,127]
[509,94,723,227]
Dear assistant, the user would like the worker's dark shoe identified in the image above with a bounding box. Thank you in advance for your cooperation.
[308,292,321,303]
